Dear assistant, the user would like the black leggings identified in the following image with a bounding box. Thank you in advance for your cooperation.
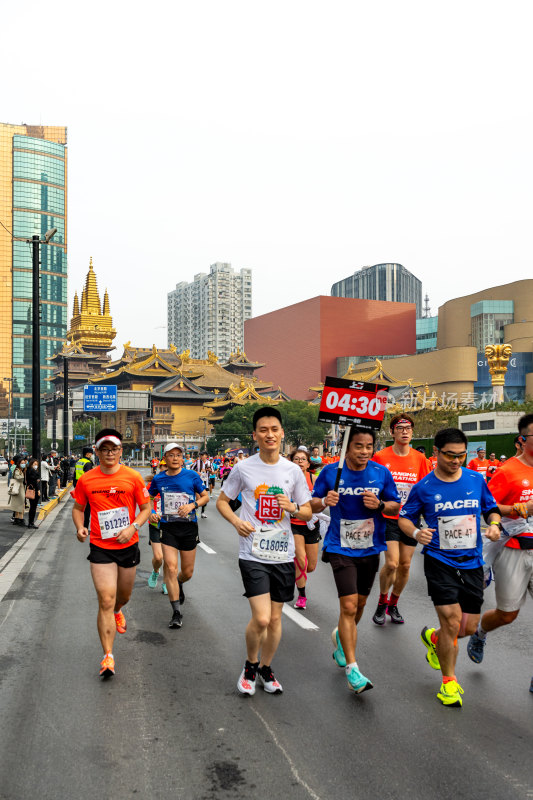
[28,497,39,525]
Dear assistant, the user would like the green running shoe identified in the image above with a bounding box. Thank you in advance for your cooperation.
[421,626,440,670]
[437,679,464,707]
[161,582,168,595]
[331,627,346,668]
[346,665,373,694]
[148,570,159,588]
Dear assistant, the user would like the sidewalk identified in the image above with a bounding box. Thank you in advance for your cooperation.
[0,477,72,520]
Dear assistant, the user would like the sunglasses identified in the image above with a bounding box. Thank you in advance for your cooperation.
[439,450,467,461]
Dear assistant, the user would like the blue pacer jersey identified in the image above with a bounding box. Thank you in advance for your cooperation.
[400,467,498,568]
[148,469,205,523]
[313,461,400,558]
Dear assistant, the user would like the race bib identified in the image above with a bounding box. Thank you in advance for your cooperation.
[163,491,190,519]
[251,527,290,561]
[395,481,413,505]
[340,518,375,550]
[438,514,477,550]
[98,506,130,539]
[200,472,208,483]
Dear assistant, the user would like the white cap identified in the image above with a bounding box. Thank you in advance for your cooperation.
[164,442,184,455]
[95,434,122,448]
[297,445,308,452]
[238,450,244,454]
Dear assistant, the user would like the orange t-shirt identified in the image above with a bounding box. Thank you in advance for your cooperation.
[372,446,431,518]
[72,465,150,549]
[428,456,438,470]
[292,471,314,526]
[486,459,533,549]
[467,458,489,478]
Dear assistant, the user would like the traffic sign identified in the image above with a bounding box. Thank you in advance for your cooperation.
[74,435,85,440]
[141,444,146,449]
[83,385,117,412]
[318,377,389,430]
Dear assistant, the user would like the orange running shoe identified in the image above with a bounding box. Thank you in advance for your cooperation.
[114,610,127,634]
[99,653,115,677]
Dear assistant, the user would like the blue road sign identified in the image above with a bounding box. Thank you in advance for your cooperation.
[74,435,85,440]
[83,385,118,412]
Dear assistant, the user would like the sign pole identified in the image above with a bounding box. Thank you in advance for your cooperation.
[334,425,352,491]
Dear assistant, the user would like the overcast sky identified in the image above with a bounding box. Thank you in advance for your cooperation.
[3,1,532,351]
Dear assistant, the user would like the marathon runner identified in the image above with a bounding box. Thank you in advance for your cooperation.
[428,446,438,470]
[311,426,400,693]
[217,407,311,696]
[486,452,500,480]
[148,443,209,628]
[371,414,431,625]
[398,428,501,707]
[467,446,489,478]
[467,413,533,693]
[145,472,167,595]
[192,452,211,518]
[288,449,321,610]
[72,428,151,678]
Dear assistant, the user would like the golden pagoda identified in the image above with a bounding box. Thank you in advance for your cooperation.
[67,258,116,355]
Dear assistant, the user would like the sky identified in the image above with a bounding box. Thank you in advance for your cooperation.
[3,1,533,351]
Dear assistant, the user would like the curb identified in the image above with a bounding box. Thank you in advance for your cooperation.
[36,483,73,521]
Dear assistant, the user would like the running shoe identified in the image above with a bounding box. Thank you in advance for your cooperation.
[201,512,207,519]
[346,665,373,694]
[99,653,115,677]
[387,604,405,624]
[437,679,464,707]
[178,580,185,604]
[421,626,440,670]
[147,570,159,589]
[257,665,283,694]
[294,596,307,610]
[372,602,387,626]
[168,609,183,628]
[114,610,127,634]
[161,582,168,595]
[467,631,486,664]
[331,627,346,668]
[237,661,258,696]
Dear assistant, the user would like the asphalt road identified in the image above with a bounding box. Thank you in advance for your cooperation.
[0,481,532,800]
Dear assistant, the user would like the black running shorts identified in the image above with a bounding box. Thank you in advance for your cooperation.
[385,517,417,547]
[148,524,162,544]
[239,559,295,604]
[160,521,199,551]
[291,521,322,545]
[88,542,140,568]
[327,552,380,598]
[424,554,484,613]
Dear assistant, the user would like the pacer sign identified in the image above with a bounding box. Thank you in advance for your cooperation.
[318,377,389,430]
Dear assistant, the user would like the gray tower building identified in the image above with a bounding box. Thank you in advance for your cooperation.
[167,262,252,361]
[331,263,422,317]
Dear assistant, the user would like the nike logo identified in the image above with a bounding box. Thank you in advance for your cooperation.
[467,491,473,495]
[368,480,376,484]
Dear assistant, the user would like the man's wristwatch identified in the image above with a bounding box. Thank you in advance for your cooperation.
[132,522,140,532]
[194,501,199,509]
[377,501,385,514]
[291,503,300,517]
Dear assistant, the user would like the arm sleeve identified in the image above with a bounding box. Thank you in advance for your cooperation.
[135,476,151,506]
[480,478,499,515]
[147,476,159,497]
[381,470,401,503]
[71,475,88,507]
[399,484,423,524]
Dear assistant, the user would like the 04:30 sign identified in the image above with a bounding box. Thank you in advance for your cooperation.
[324,389,383,417]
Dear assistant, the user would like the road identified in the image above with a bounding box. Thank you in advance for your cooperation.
[0,478,532,800]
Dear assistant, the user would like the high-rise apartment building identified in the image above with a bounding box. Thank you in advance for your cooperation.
[0,123,68,419]
[331,263,422,317]
[167,262,252,361]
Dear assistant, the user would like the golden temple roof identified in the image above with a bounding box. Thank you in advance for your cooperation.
[222,348,265,368]
[67,258,116,352]
[341,358,422,388]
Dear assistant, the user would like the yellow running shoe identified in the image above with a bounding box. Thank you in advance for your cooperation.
[437,679,464,707]
[421,626,440,670]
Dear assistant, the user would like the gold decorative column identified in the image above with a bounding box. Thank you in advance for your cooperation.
[485,344,512,404]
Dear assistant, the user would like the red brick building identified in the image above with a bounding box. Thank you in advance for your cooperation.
[244,296,416,399]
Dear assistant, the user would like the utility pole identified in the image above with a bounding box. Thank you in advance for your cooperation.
[63,356,69,456]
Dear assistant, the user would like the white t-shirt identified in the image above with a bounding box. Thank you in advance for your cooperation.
[222,453,311,563]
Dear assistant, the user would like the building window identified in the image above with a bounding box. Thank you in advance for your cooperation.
[480,420,495,430]
[461,421,477,431]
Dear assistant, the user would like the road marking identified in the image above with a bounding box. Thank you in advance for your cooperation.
[199,542,216,554]
[282,603,319,630]
[0,523,52,603]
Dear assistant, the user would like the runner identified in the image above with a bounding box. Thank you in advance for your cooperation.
[467,413,533,692]
[72,428,151,678]
[74,447,94,529]
[398,427,501,707]
[486,452,500,480]
[467,446,489,478]
[429,445,438,470]
[371,414,431,625]
[192,451,211,518]
[148,443,209,628]
[216,407,311,696]
[145,472,167,595]
[288,449,321,610]
[311,426,400,693]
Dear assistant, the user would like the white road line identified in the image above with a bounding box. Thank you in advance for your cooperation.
[198,542,216,554]
[0,527,49,603]
[282,603,319,631]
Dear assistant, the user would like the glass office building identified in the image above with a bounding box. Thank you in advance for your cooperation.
[0,123,67,420]
[470,300,514,351]
[331,263,422,317]
[416,316,438,353]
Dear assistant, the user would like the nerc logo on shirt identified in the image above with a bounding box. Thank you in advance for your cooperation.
[435,499,479,512]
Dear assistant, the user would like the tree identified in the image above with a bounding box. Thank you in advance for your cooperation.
[209,401,330,452]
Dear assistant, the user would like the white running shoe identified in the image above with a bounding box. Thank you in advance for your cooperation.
[257,665,283,694]
[237,662,258,696]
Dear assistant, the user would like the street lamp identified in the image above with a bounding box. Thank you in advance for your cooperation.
[27,228,57,459]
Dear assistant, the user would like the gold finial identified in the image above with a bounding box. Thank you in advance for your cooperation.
[239,376,245,389]
[207,350,218,364]
[103,289,110,316]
